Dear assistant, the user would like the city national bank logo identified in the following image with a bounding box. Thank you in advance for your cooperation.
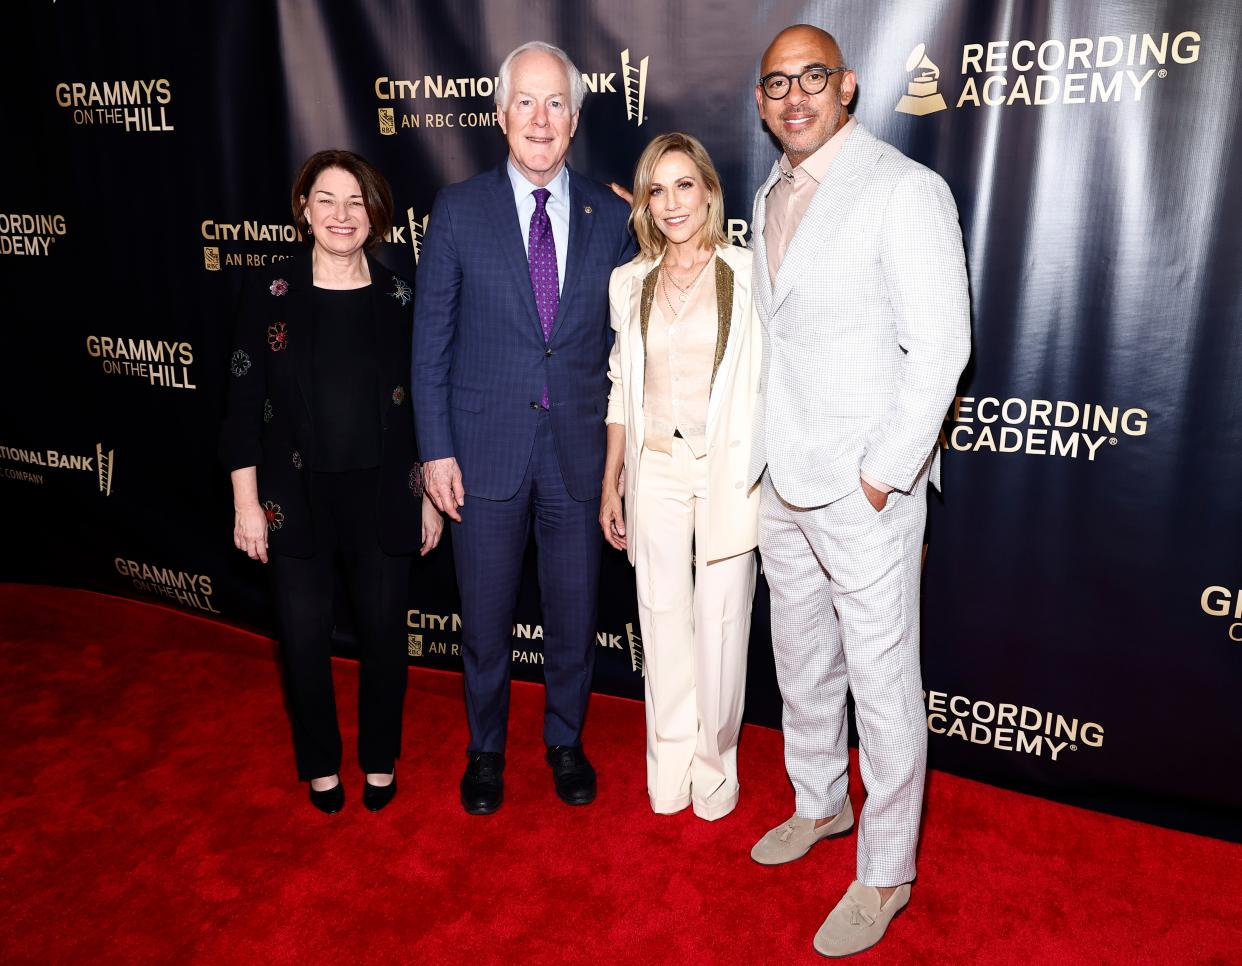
[407,209,430,265]
[896,31,1200,113]
[202,215,412,270]
[403,205,743,265]
[373,48,650,133]
[55,79,174,132]
[620,48,649,126]
[115,558,219,613]
[926,690,1103,761]
[895,43,948,115]
[626,622,645,676]
[407,609,461,658]
[0,213,67,257]
[404,608,635,668]
[1201,586,1242,642]
[86,336,196,390]
[201,218,302,271]
[0,443,115,494]
[940,397,1148,461]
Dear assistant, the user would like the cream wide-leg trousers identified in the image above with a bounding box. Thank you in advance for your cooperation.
[632,437,757,820]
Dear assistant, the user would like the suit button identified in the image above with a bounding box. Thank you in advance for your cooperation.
[545,348,553,357]
[530,401,539,410]
[730,439,740,448]
[734,481,744,489]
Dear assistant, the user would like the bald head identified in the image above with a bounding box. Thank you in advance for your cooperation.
[760,24,845,77]
[755,24,856,166]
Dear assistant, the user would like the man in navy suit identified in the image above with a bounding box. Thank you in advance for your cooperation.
[412,41,635,814]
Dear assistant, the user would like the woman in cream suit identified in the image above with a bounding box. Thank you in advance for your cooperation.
[600,133,762,821]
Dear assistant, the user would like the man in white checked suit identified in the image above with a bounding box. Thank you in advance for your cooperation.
[746,25,970,958]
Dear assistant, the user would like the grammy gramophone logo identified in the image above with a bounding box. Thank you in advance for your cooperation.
[896,43,949,115]
[621,48,649,127]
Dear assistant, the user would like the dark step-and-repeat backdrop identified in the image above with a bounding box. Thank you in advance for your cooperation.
[3,2,1239,839]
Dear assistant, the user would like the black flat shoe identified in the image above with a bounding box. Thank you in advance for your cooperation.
[363,769,398,812]
[461,752,504,814]
[308,778,345,814]
[546,745,596,805]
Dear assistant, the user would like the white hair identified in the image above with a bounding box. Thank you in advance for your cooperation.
[495,41,585,113]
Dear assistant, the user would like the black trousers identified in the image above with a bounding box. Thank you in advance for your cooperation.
[269,468,412,780]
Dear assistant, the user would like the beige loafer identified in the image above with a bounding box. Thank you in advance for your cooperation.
[749,797,855,865]
[813,880,910,958]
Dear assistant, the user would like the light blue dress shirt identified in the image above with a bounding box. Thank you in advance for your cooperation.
[507,159,569,295]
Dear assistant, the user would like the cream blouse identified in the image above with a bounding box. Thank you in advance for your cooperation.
[643,257,717,457]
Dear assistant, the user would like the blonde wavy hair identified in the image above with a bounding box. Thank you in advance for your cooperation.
[629,132,727,259]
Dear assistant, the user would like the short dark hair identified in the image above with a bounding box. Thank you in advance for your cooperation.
[291,149,393,250]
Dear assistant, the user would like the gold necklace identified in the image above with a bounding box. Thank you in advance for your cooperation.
[662,255,711,303]
[660,273,682,318]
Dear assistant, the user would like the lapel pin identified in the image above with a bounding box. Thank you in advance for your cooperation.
[583,205,593,214]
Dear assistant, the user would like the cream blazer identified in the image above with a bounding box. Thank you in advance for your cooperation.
[606,243,762,565]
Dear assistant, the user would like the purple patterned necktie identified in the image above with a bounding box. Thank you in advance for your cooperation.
[528,187,558,409]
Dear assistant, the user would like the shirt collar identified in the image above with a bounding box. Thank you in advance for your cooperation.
[777,116,857,185]
[507,159,570,205]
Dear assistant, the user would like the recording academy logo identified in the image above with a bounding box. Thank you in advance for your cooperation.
[0,213,67,257]
[372,48,651,133]
[620,48,649,126]
[895,44,948,115]
[0,442,115,495]
[114,558,219,613]
[1200,586,1242,642]
[925,690,1104,761]
[86,336,196,390]
[895,30,1200,113]
[940,396,1148,461]
[54,79,174,132]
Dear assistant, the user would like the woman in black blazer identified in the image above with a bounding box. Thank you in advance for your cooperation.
[221,149,442,814]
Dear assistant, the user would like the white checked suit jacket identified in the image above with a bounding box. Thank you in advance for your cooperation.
[748,123,971,507]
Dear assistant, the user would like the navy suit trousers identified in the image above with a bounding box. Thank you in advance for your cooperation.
[452,410,601,753]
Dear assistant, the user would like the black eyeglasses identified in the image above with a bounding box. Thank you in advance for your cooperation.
[759,65,849,100]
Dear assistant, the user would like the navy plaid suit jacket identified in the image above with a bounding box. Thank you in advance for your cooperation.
[412,164,634,501]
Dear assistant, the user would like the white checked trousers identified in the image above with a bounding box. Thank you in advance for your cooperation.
[759,471,928,886]
[634,439,757,820]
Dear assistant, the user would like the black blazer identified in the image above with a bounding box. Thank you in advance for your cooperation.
[219,249,421,557]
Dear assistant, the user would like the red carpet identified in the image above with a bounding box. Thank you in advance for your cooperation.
[1,584,1239,964]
